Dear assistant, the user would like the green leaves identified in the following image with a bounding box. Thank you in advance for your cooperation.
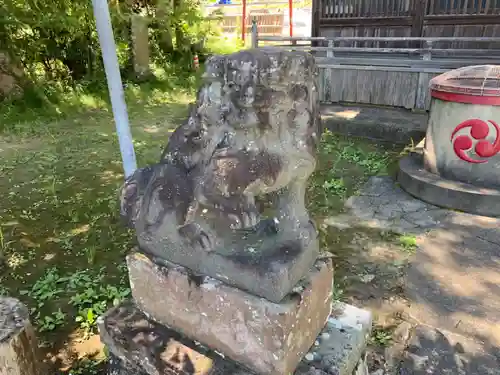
[20,267,66,308]
[38,309,66,332]
[68,274,130,336]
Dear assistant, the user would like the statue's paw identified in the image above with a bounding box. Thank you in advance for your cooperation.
[227,210,259,230]
[120,181,139,228]
[119,166,156,228]
[178,223,213,252]
[254,217,279,236]
[197,230,212,250]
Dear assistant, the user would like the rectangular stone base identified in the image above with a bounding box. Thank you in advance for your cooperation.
[127,252,333,375]
[98,301,372,375]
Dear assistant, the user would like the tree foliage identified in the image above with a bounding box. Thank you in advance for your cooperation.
[0,0,217,87]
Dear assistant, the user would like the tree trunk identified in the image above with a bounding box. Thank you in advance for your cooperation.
[0,52,25,99]
[156,0,174,53]
[173,0,187,52]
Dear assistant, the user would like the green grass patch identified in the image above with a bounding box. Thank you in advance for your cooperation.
[399,234,418,254]
[308,130,400,216]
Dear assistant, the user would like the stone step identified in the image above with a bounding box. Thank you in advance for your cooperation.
[98,300,373,375]
[320,104,427,145]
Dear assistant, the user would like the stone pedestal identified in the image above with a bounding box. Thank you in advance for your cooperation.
[0,297,45,375]
[127,252,333,375]
[99,300,372,375]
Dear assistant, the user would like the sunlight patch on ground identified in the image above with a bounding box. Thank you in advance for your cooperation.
[47,332,105,371]
[99,170,122,184]
[70,224,90,236]
[333,109,360,120]
[78,94,107,110]
[6,252,27,269]
[43,253,56,261]
[143,125,160,133]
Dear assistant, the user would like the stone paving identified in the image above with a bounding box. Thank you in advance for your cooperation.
[344,176,500,375]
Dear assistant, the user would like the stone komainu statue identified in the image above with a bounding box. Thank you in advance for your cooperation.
[119,49,321,298]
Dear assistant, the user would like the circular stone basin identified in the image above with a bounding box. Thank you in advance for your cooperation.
[424,65,500,189]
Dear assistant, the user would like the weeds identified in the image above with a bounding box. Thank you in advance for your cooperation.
[38,309,66,332]
[370,326,393,347]
[20,267,66,309]
[308,130,399,215]
[323,178,347,198]
[67,271,130,336]
[19,266,129,336]
[64,357,106,375]
[331,283,345,301]
[0,283,9,296]
[399,234,418,254]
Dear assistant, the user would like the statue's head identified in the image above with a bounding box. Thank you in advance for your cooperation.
[193,49,320,198]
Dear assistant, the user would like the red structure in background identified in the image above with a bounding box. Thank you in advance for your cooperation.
[240,0,294,43]
[241,0,247,42]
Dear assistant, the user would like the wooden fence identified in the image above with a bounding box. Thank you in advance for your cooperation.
[252,32,500,110]
[312,0,500,50]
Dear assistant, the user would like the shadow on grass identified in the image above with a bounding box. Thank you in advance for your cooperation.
[0,97,193,372]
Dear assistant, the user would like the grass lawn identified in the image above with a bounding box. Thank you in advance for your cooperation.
[0,80,411,374]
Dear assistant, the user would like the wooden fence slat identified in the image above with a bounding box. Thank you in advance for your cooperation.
[428,0,435,14]
[484,0,491,13]
[354,0,360,17]
[415,41,432,109]
[318,67,326,101]
[324,40,333,102]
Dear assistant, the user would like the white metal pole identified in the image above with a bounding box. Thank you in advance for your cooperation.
[91,0,137,178]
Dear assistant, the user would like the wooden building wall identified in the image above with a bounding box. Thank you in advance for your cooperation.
[309,0,500,109]
[313,0,500,46]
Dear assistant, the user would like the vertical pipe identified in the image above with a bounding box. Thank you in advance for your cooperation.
[91,0,137,178]
[242,0,247,43]
[289,0,293,37]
